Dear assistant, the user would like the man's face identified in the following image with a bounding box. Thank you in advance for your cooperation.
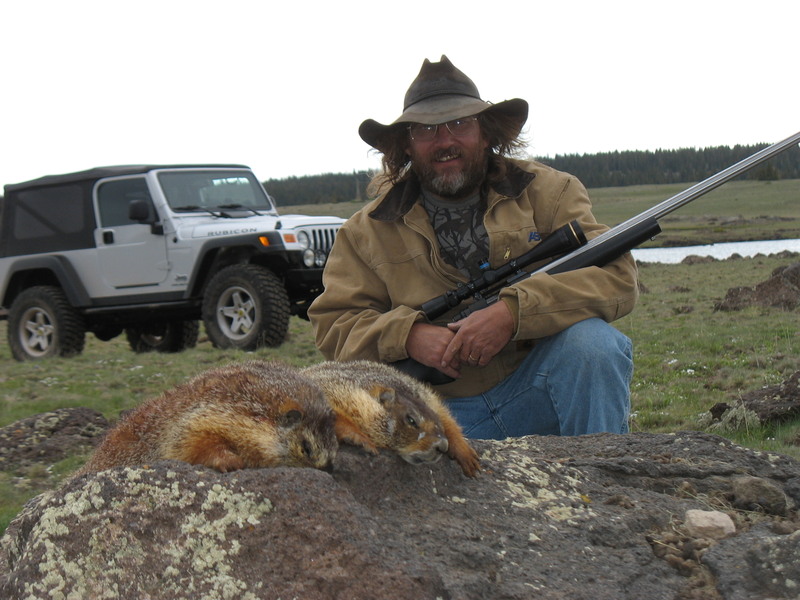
[406,116,489,200]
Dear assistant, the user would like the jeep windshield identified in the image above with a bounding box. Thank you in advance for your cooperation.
[156,170,278,214]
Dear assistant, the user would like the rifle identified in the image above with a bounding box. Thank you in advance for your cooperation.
[419,218,588,321]
[394,130,800,384]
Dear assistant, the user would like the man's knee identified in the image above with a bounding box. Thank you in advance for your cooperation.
[550,318,632,366]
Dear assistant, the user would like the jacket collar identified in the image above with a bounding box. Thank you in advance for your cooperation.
[368,160,536,222]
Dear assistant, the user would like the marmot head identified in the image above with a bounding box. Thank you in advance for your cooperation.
[197,360,339,472]
[371,385,449,465]
[276,401,338,472]
[240,360,338,471]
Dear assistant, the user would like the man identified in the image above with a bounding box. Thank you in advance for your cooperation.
[308,56,638,439]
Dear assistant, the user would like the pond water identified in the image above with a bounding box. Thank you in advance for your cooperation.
[631,239,800,264]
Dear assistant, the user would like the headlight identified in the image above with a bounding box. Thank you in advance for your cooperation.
[303,248,316,267]
[303,248,327,268]
[296,231,311,249]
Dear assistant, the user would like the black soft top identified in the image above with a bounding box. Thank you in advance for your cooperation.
[4,164,251,193]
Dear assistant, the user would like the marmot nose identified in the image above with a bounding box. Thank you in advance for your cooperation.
[319,460,334,473]
[437,438,449,453]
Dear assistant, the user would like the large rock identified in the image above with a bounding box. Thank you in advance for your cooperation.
[1,431,798,599]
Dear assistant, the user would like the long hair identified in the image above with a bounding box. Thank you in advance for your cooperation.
[366,110,528,198]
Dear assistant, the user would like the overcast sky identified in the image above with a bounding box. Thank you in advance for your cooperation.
[2,0,797,189]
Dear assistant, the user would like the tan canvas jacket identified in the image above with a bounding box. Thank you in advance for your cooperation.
[308,159,638,398]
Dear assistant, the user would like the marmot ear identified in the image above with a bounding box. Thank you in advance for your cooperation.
[279,409,304,428]
[370,385,396,406]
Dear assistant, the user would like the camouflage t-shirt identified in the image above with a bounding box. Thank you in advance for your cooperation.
[421,190,489,280]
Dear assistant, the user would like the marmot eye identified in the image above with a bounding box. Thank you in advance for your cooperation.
[301,439,313,457]
[406,415,418,428]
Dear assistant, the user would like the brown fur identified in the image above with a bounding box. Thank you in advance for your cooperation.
[301,360,480,477]
[75,360,338,477]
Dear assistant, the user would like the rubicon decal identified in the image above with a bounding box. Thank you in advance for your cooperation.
[207,228,259,236]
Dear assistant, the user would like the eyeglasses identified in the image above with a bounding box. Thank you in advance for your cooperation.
[407,116,479,142]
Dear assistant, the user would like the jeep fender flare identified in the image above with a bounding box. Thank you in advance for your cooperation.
[2,256,91,308]
[185,235,292,297]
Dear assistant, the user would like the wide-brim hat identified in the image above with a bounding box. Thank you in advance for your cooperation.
[359,55,528,153]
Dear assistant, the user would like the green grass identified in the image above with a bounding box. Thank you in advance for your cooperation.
[1,179,798,533]
[616,256,799,455]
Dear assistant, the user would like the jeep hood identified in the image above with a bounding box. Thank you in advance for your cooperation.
[184,214,344,239]
[275,214,346,228]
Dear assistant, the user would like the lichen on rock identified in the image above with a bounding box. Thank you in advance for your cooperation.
[4,464,273,600]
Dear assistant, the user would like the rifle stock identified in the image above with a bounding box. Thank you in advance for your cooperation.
[392,130,800,384]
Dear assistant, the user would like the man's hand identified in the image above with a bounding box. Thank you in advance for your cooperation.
[405,322,462,379]
[442,301,515,368]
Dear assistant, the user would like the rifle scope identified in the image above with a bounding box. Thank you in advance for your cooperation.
[420,219,587,321]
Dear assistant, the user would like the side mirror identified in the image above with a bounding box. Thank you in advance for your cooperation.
[128,199,164,235]
[128,199,151,222]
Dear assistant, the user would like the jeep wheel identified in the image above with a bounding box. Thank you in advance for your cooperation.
[8,286,86,361]
[202,264,290,350]
[126,320,200,353]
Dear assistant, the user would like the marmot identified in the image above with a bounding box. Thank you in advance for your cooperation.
[75,360,338,476]
[301,360,480,477]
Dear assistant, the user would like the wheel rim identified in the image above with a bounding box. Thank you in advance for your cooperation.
[141,334,165,346]
[141,323,168,347]
[18,307,55,357]
[215,286,257,340]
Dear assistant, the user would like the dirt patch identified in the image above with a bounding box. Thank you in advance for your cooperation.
[709,371,800,428]
[740,371,800,425]
[714,262,800,311]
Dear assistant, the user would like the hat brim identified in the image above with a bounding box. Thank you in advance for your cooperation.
[359,97,528,153]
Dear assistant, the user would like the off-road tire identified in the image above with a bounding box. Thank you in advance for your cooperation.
[92,326,124,342]
[125,320,200,353]
[202,264,290,350]
[7,286,86,361]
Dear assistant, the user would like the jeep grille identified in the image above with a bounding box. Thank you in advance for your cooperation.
[308,226,339,253]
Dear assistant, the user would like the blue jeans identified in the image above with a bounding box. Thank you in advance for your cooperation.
[445,318,633,439]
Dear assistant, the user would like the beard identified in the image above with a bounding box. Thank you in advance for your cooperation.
[410,145,488,199]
